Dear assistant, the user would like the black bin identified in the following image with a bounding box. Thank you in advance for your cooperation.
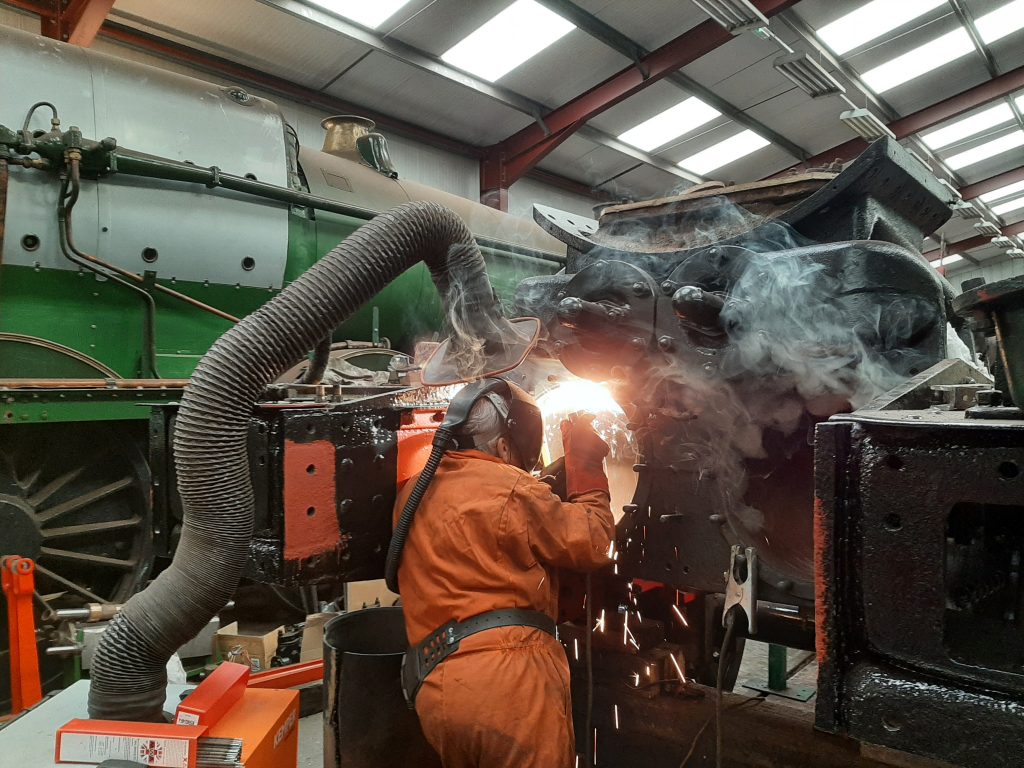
[323,607,441,768]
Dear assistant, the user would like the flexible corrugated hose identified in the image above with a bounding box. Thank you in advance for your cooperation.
[88,201,506,721]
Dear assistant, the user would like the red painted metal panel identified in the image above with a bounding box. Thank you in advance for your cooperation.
[283,439,341,561]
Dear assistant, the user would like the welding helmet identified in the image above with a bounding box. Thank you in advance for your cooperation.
[452,378,544,471]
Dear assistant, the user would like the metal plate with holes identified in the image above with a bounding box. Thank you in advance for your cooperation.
[815,410,1024,768]
[1,26,288,288]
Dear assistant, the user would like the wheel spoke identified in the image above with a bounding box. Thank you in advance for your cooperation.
[28,466,85,507]
[40,547,137,570]
[34,563,106,603]
[43,516,142,540]
[36,476,134,525]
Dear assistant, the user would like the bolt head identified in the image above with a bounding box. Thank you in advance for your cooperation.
[630,336,647,351]
[631,281,650,297]
[660,280,676,295]
[658,335,675,352]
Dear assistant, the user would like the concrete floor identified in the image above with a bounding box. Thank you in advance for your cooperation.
[296,640,818,767]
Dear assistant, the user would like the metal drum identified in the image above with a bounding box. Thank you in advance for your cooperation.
[323,607,440,768]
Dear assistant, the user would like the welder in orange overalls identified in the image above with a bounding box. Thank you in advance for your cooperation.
[391,378,614,768]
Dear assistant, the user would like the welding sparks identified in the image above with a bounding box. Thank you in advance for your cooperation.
[669,652,687,684]
[613,704,620,730]
[671,603,689,628]
[632,671,641,687]
[574,638,579,661]
[594,609,606,633]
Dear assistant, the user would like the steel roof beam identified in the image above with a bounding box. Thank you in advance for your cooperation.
[783,63,1024,171]
[960,166,1024,201]
[925,219,1024,259]
[777,9,960,185]
[27,0,115,46]
[481,0,800,204]
[534,0,809,161]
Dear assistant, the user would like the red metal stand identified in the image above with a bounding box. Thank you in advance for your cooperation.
[2,556,43,713]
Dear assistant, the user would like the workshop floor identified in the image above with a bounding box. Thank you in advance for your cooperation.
[295,640,819,766]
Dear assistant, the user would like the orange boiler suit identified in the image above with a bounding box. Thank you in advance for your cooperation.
[394,449,614,768]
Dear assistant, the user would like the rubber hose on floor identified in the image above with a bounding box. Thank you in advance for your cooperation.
[88,201,508,721]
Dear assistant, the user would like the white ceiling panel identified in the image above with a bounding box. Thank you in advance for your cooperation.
[742,87,855,156]
[581,0,709,51]
[323,51,533,145]
[111,0,370,89]
[679,28,803,110]
[535,135,639,186]
[598,162,689,201]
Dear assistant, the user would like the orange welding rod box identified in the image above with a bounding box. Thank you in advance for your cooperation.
[56,720,207,768]
[208,687,300,768]
[174,661,250,727]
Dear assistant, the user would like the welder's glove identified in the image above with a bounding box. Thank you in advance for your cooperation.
[560,413,610,498]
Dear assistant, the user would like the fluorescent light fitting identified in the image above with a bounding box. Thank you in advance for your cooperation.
[952,200,982,219]
[980,179,1024,202]
[816,0,946,56]
[618,98,722,152]
[307,0,412,29]
[441,0,575,82]
[945,130,1024,170]
[1008,247,1024,258]
[691,0,768,34]
[678,130,771,175]
[993,235,1014,248]
[773,52,845,98]
[975,220,1002,236]
[921,103,1014,150]
[862,28,974,93]
[993,196,1024,216]
[839,108,895,140]
[976,0,1024,44]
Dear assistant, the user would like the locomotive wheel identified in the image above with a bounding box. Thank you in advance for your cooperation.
[0,422,153,606]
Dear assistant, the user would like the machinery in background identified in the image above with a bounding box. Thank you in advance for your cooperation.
[0,24,562,628]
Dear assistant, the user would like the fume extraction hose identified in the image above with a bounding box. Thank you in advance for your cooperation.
[88,201,504,721]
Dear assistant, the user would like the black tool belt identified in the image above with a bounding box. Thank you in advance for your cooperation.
[401,608,557,708]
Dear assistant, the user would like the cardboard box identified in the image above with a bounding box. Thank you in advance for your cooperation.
[299,612,336,663]
[208,688,299,768]
[213,622,282,673]
[345,579,399,612]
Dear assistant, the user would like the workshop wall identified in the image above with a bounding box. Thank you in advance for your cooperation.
[947,257,1024,291]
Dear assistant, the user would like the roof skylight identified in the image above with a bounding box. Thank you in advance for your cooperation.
[932,253,964,268]
[817,0,946,56]
[307,0,413,29]
[618,98,722,152]
[921,103,1014,149]
[862,28,974,93]
[861,0,1024,93]
[441,0,575,82]
[945,130,1024,170]
[678,130,770,175]
[980,179,1024,202]
[992,197,1024,216]
[975,0,1024,44]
